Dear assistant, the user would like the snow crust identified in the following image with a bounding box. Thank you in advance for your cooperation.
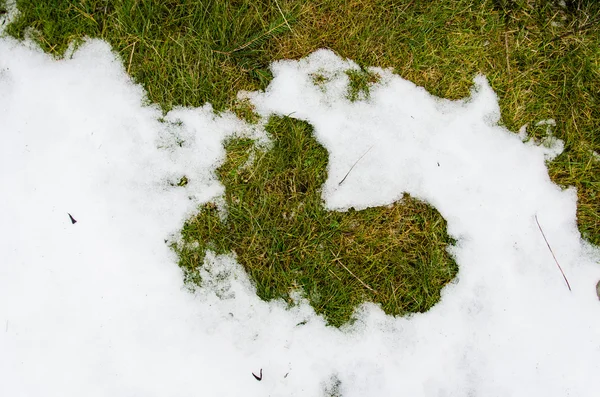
[1,35,599,396]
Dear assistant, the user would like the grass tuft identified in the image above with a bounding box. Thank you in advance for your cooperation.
[346,67,379,102]
[176,116,458,327]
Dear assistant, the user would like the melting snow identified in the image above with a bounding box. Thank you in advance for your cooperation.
[1,31,599,397]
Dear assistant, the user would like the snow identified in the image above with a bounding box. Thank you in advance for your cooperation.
[0,1,18,36]
[1,28,599,397]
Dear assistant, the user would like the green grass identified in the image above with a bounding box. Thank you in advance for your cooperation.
[177,116,457,326]
[346,68,380,101]
[6,0,299,111]
[5,0,600,325]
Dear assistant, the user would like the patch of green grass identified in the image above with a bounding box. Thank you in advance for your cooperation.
[6,0,298,111]
[346,68,379,101]
[6,0,600,322]
[177,116,458,327]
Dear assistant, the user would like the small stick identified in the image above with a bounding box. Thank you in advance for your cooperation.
[330,250,378,294]
[338,146,373,186]
[535,215,571,291]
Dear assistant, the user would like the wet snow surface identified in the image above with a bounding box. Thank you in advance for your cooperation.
[1,27,599,397]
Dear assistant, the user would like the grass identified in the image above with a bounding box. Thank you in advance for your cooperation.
[177,116,457,326]
[6,0,299,111]
[5,0,599,324]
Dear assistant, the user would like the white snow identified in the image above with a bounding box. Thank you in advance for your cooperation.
[1,29,599,397]
[0,1,18,35]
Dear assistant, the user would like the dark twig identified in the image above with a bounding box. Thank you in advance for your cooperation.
[534,215,571,291]
[68,213,77,224]
[252,368,262,381]
[338,146,373,186]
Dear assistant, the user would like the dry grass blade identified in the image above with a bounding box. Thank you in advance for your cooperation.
[330,249,378,294]
[504,31,510,76]
[127,41,136,75]
[274,0,292,33]
[535,215,572,292]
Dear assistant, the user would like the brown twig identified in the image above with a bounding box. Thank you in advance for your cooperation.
[534,215,572,291]
[330,250,378,294]
[338,146,373,186]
